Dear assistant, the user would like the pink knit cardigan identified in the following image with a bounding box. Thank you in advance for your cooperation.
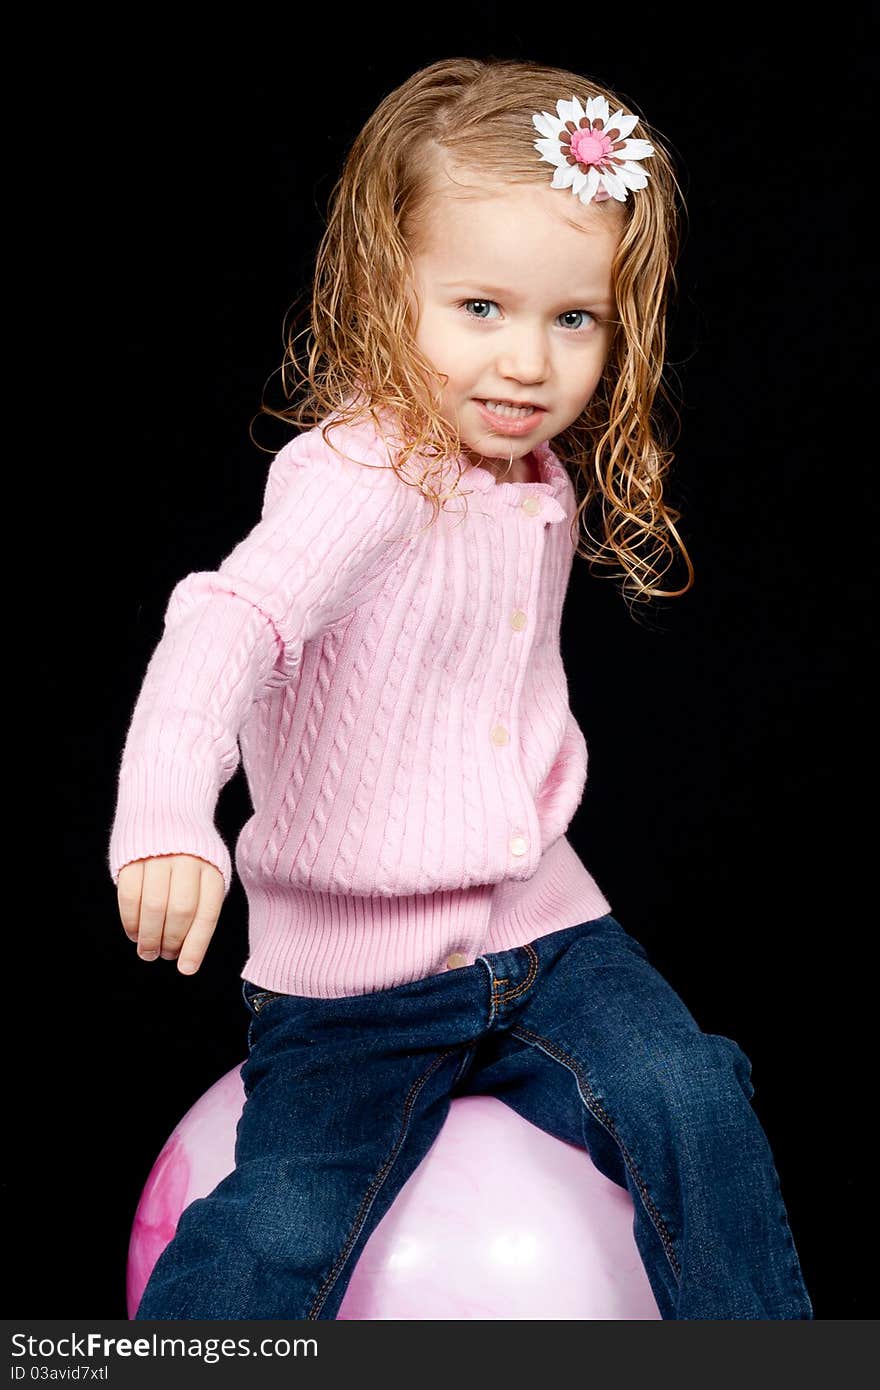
[108,410,612,997]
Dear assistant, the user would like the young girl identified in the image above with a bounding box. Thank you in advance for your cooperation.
[110,57,813,1321]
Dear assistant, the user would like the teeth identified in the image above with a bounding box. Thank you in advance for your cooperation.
[482,400,534,418]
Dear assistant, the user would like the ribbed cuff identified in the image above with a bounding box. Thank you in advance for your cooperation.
[108,756,232,894]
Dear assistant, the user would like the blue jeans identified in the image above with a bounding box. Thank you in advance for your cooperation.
[135,913,813,1320]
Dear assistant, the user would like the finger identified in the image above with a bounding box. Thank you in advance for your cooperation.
[136,857,173,960]
[159,857,203,959]
[117,861,145,941]
[176,867,225,975]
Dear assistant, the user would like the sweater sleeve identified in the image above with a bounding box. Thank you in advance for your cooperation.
[107,431,417,895]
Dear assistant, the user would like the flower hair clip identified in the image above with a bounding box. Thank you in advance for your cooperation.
[532,95,655,204]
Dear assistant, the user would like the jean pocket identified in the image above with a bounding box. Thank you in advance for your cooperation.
[241,979,285,1016]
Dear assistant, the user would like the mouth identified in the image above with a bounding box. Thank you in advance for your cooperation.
[476,397,546,412]
[473,398,547,436]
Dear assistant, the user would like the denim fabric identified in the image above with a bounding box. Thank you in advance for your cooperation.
[135,913,813,1320]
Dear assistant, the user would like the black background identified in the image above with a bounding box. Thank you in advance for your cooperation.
[12,7,874,1319]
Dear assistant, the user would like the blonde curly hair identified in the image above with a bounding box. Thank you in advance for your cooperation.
[260,56,694,610]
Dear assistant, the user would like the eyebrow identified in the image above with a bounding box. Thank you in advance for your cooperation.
[439,281,614,308]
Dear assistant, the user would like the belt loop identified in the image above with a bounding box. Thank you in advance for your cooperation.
[475,955,499,1026]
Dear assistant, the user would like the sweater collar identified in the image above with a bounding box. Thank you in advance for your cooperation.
[451,438,569,523]
[345,406,570,525]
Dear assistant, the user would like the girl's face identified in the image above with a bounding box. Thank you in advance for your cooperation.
[408,171,622,470]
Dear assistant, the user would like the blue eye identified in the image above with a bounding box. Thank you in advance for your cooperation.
[459,300,595,330]
[462,299,500,320]
[558,309,595,330]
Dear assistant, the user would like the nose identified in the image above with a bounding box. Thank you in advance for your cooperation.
[496,322,550,386]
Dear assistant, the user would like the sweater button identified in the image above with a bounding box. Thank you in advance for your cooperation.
[446,952,468,969]
[509,834,529,856]
[511,610,527,630]
[521,497,541,516]
[491,724,509,745]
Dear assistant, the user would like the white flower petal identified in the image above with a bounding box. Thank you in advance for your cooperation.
[571,168,589,195]
[586,95,610,126]
[534,138,565,161]
[616,163,650,190]
[609,112,640,140]
[620,138,655,161]
[600,168,628,200]
[557,98,581,125]
[532,112,561,140]
[571,168,600,205]
[551,164,576,190]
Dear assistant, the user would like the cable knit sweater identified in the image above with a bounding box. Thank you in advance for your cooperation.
[108,409,612,997]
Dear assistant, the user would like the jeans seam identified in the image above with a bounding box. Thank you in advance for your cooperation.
[306,1045,463,1319]
[510,1022,682,1283]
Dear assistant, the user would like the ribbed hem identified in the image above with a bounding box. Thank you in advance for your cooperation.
[483,835,612,951]
[240,835,612,998]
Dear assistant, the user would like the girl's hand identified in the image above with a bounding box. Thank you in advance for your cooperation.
[116,854,225,975]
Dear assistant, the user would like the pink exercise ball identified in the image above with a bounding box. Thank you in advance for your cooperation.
[127,1065,660,1320]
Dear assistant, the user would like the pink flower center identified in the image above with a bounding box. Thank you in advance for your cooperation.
[569,128,613,167]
